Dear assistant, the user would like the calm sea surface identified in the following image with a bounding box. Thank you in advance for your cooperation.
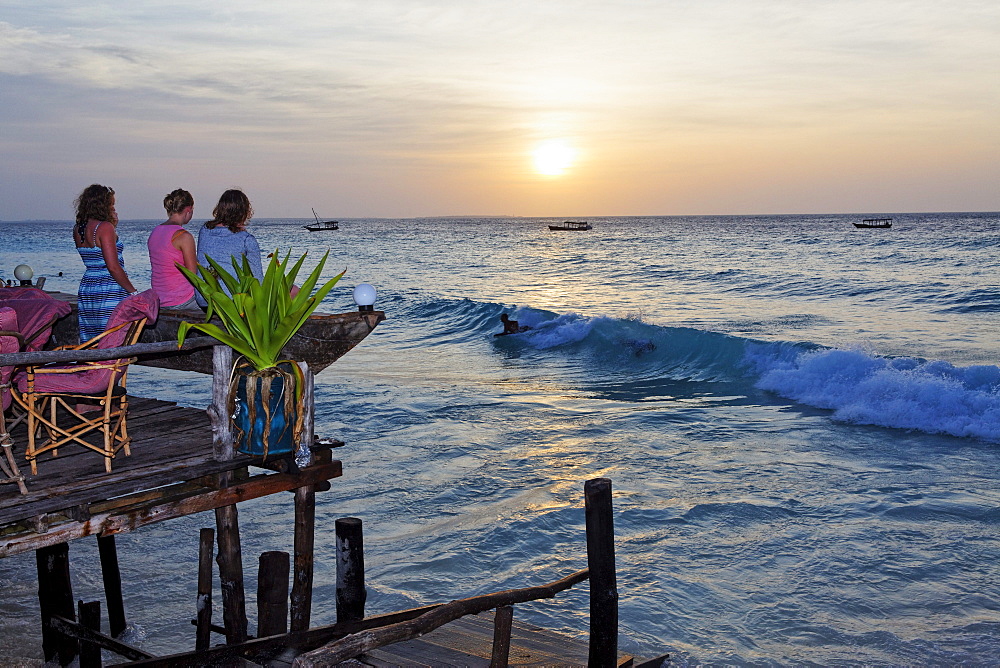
[1,213,999,665]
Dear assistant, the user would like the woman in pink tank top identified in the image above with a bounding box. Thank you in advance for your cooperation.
[147,189,198,309]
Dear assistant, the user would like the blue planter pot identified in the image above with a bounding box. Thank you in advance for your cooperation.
[232,362,301,457]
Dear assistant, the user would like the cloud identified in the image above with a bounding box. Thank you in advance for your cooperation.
[1,2,998,218]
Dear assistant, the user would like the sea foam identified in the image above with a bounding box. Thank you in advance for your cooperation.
[749,346,1000,442]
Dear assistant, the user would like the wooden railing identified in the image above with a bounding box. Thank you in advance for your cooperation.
[0,336,218,367]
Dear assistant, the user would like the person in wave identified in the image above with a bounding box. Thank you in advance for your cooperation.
[496,313,532,336]
[73,184,140,342]
[195,188,263,308]
[147,188,198,310]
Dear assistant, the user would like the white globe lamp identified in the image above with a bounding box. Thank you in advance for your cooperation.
[14,264,33,286]
[353,283,377,312]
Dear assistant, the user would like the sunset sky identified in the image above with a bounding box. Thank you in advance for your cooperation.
[1,1,997,219]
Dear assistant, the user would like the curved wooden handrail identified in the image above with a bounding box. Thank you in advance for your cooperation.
[0,337,219,367]
[293,568,591,667]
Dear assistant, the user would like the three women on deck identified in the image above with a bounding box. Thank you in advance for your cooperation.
[74,186,267,337]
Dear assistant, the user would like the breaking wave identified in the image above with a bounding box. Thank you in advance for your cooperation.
[476,303,1000,443]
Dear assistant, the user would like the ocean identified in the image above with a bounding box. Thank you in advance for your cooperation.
[1,212,999,665]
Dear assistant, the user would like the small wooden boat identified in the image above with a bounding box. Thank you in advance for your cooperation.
[548,221,592,231]
[46,293,384,376]
[854,218,892,229]
[303,208,339,231]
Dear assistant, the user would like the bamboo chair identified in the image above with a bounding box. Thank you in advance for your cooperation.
[13,291,159,474]
[0,307,28,494]
[0,288,73,435]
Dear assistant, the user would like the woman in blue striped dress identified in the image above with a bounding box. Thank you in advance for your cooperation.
[73,184,139,342]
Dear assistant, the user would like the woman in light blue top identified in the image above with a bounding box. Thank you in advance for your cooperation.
[195,189,263,307]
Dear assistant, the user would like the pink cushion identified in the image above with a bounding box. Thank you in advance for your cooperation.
[15,365,123,395]
[0,287,49,300]
[13,291,159,397]
[0,290,72,351]
[97,290,159,349]
[1,307,18,410]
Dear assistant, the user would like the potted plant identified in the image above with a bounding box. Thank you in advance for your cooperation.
[177,251,344,457]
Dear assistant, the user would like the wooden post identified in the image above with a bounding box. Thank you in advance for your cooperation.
[291,362,317,631]
[210,344,248,644]
[209,344,234,462]
[196,527,215,651]
[490,605,514,668]
[77,600,102,668]
[257,551,290,637]
[296,361,314,468]
[36,542,79,665]
[335,517,366,623]
[215,500,248,644]
[291,485,316,632]
[97,534,127,638]
[585,477,618,667]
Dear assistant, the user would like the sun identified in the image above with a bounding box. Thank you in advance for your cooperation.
[532,140,576,176]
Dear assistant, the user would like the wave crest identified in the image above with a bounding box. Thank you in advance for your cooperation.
[423,299,1000,443]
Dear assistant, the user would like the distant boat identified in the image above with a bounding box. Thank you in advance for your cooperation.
[304,208,339,231]
[854,218,892,229]
[548,221,592,231]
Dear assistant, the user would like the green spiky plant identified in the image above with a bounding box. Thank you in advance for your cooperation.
[177,250,344,370]
[177,250,344,457]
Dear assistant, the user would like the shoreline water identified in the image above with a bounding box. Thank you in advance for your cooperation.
[2,213,999,664]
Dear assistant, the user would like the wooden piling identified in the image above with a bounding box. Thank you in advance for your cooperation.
[215,498,248,644]
[490,605,514,668]
[77,600,101,668]
[209,344,249,644]
[36,542,78,665]
[97,534,127,638]
[335,517,366,623]
[196,527,215,651]
[585,477,618,667]
[257,551,290,637]
[291,485,315,632]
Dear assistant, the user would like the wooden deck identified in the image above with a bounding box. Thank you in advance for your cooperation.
[0,396,342,558]
[353,612,637,667]
[126,607,654,667]
[259,611,646,667]
[2,397,665,666]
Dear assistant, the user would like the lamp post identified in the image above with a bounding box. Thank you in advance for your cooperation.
[353,284,376,312]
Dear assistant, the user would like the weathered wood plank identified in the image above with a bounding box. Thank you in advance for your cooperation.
[0,394,337,522]
[119,604,443,667]
[0,450,241,519]
[50,614,155,662]
[293,569,590,667]
[358,611,637,668]
[364,637,487,667]
[0,461,342,557]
